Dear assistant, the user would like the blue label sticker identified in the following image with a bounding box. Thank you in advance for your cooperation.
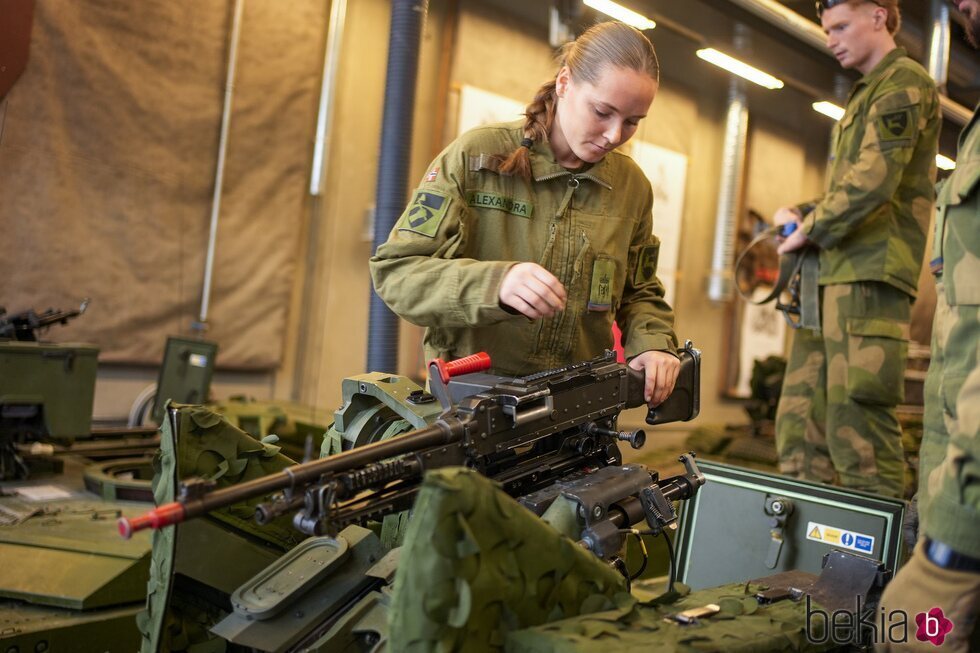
[854,535,874,553]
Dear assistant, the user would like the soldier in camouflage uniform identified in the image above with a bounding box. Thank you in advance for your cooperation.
[772,0,940,498]
[371,22,679,406]
[877,2,980,649]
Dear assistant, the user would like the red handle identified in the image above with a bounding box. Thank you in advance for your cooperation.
[429,352,491,384]
[117,501,186,539]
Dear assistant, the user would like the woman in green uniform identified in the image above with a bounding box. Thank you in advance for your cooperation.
[370,21,678,406]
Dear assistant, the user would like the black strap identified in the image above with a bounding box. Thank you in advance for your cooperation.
[925,538,980,573]
[734,225,821,331]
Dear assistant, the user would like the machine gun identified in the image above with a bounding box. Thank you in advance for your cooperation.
[0,299,90,342]
[120,342,702,540]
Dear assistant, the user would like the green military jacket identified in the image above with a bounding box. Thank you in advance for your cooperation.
[801,48,940,297]
[370,120,677,376]
[925,102,980,557]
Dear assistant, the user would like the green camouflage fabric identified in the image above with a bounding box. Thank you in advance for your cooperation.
[776,282,910,498]
[388,467,629,652]
[506,580,834,653]
[917,103,980,558]
[369,120,676,376]
[137,405,304,652]
[799,48,940,297]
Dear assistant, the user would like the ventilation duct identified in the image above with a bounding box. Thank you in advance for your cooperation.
[367,0,430,374]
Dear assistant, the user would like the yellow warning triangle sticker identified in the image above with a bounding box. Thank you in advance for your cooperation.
[809,526,822,540]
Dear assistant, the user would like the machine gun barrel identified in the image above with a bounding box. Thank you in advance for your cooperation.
[118,418,459,538]
[0,299,90,341]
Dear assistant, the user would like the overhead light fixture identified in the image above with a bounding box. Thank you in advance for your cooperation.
[583,0,656,30]
[695,48,784,90]
[812,101,845,121]
[936,154,956,170]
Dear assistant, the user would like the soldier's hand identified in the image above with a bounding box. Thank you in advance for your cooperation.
[777,226,809,254]
[876,543,980,652]
[499,263,567,319]
[628,350,680,407]
[772,206,801,226]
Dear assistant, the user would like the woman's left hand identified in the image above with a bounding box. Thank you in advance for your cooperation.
[628,350,680,407]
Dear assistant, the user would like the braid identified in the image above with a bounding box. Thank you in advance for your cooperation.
[494,80,557,180]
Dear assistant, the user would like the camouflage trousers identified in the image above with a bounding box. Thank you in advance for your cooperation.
[775,281,910,498]
[917,283,980,556]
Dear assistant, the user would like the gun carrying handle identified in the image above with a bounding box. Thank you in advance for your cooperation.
[429,352,491,384]
[428,352,492,411]
[118,502,186,539]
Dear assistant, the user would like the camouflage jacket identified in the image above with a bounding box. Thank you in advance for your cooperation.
[369,120,676,376]
[800,48,940,297]
[924,103,980,557]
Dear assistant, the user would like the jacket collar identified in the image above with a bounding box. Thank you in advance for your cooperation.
[855,46,906,89]
[528,137,614,190]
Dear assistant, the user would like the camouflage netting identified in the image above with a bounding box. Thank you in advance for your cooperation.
[138,404,303,652]
[507,580,835,653]
[389,467,630,652]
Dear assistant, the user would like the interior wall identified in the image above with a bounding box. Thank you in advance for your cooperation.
[1,0,327,371]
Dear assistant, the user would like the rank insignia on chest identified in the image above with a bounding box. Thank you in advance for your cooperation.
[589,257,616,311]
[399,190,451,237]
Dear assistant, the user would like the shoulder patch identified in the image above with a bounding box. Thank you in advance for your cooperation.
[877,109,913,142]
[398,190,451,237]
[633,244,660,286]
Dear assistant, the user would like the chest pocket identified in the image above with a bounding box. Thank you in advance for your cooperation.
[934,157,980,305]
[462,158,540,262]
[831,111,857,157]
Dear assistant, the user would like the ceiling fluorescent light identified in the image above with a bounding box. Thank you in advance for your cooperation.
[936,154,956,171]
[812,101,845,121]
[695,48,784,90]
[583,0,656,30]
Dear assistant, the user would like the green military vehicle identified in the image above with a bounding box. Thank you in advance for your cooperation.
[0,302,159,652]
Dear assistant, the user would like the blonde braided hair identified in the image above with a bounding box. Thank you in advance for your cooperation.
[495,21,659,180]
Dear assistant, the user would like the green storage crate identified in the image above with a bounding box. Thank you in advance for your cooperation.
[0,341,99,439]
[150,336,218,424]
[675,460,905,590]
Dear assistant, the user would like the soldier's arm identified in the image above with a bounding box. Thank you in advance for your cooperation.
[369,145,518,330]
[616,184,678,360]
[801,75,938,249]
[924,364,980,559]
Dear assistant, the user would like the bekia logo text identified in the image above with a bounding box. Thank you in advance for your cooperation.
[806,596,954,646]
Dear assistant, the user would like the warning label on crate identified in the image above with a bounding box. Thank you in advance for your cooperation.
[805,521,875,555]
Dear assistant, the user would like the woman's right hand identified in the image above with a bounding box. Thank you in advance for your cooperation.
[499,263,567,319]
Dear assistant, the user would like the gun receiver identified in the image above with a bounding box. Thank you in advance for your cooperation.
[120,343,701,540]
[0,299,90,342]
